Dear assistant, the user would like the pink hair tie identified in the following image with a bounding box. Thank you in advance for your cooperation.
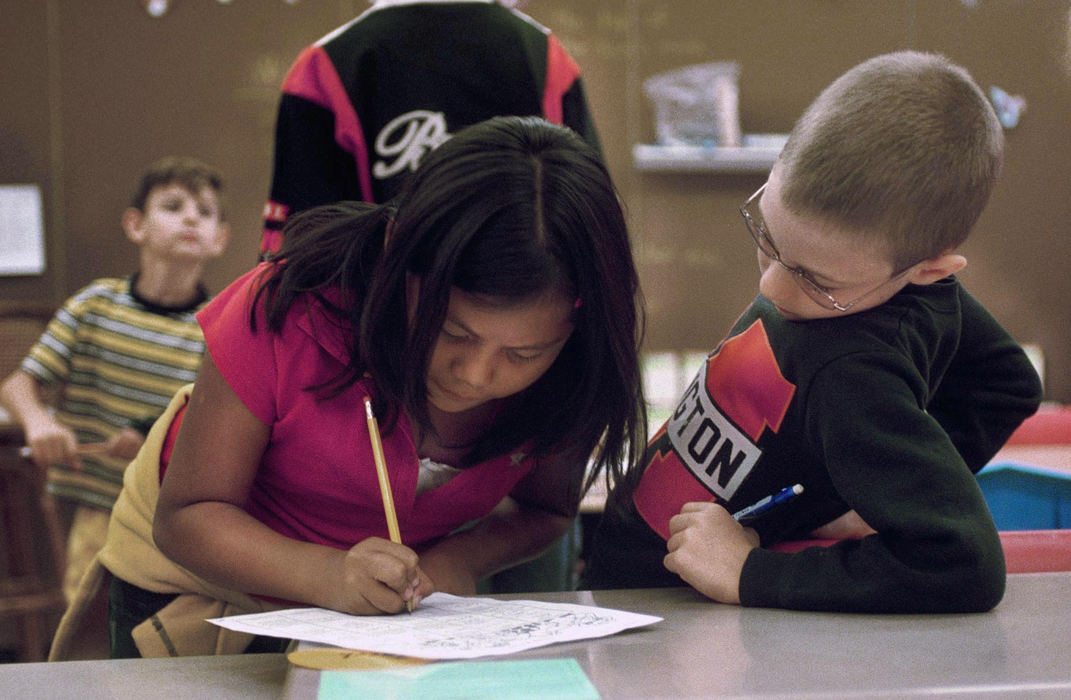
[574,297,582,309]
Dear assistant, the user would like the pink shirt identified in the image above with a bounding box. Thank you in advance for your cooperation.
[197,265,537,550]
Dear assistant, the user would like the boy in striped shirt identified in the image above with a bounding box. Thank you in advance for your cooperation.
[0,156,229,601]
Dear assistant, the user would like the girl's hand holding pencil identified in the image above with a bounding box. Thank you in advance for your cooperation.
[339,537,430,615]
[362,396,431,614]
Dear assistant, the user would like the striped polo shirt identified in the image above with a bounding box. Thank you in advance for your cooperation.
[21,275,208,509]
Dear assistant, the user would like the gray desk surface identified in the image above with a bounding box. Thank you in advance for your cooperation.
[0,653,287,699]
[3,573,1069,699]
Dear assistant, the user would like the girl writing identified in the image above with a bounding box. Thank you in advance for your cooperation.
[66,116,646,658]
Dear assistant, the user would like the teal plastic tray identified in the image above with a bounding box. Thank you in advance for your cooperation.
[977,462,1071,530]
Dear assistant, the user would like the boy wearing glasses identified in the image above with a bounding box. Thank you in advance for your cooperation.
[584,51,1042,612]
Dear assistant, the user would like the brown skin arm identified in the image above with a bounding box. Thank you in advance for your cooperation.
[153,354,430,614]
[417,450,580,595]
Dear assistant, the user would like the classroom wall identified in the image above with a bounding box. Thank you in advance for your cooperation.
[2,0,1070,399]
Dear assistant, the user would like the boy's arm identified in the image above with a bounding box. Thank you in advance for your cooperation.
[0,369,80,469]
[664,502,760,604]
[925,289,1042,470]
[738,352,1006,613]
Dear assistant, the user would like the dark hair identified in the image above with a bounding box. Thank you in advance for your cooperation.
[130,156,227,220]
[255,116,646,495]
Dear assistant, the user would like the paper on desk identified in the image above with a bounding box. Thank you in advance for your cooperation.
[208,592,661,660]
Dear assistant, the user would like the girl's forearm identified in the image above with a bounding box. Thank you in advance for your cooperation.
[418,497,572,594]
[153,500,347,609]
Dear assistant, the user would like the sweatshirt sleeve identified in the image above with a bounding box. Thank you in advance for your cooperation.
[739,349,1007,613]
[925,287,1042,471]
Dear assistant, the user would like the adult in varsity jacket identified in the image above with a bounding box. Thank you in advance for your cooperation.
[261,0,601,257]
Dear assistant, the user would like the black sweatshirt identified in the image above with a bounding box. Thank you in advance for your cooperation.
[585,278,1042,613]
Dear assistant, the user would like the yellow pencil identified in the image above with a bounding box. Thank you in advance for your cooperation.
[363,396,412,612]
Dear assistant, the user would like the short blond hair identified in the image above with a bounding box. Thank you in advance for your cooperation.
[777,51,1003,270]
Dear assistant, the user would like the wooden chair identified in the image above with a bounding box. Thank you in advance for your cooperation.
[0,457,68,661]
[0,301,68,661]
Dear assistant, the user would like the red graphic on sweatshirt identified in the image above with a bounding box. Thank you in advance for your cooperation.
[705,320,795,442]
[633,320,795,539]
[633,445,718,540]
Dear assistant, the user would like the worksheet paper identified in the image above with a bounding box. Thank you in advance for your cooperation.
[208,593,661,660]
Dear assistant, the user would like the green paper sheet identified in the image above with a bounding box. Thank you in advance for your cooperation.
[318,658,599,699]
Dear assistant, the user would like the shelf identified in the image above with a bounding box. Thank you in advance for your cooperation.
[632,136,786,174]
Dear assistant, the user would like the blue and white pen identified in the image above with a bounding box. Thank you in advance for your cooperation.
[732,484,804,523]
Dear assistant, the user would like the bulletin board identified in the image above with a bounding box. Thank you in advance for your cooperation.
[0,184,46,276]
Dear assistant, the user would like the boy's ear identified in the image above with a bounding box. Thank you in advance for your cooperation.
[904,252,967,286]
[207,221,231,258]
[121,207,145,244]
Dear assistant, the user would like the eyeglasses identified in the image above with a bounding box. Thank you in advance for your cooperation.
[739,183,913,313]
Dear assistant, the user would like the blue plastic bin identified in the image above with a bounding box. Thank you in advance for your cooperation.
[976,462,1071,530]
